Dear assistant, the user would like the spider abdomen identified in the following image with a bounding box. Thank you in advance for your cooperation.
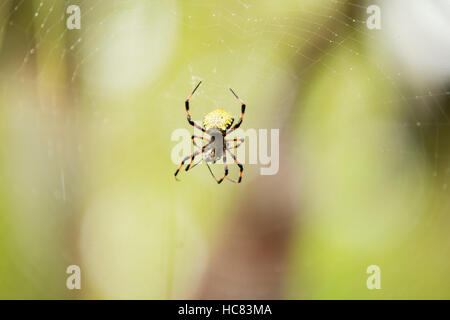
[202,109,234,131]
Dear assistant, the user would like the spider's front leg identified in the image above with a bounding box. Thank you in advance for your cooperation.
[227,88,246,134]
[185,81,206,133]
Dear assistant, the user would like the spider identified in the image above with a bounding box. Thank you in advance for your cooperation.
[174,81,246,184]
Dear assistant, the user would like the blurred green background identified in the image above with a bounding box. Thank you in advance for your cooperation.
[0,0,449,299]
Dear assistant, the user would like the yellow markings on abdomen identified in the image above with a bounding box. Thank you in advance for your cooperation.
[202,109,233,131]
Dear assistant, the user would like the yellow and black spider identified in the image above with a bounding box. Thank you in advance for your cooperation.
[174,81,246,184]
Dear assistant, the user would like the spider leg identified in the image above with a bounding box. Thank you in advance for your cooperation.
[185,149,201,171]
[205,162,218,181]
[206,154,228,184]
[226,138,245,151]
[174,148,203,181]
[185,81,206,133]
[226,137,244,143]
[185,142,212,172]
[225,149,244,183]
[186,157,202,171]
[192,135,210,148]
[227,88,246,134]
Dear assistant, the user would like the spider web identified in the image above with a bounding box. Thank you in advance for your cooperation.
[1,0,449,299]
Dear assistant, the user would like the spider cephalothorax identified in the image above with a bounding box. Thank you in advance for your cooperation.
[174,81,246,184]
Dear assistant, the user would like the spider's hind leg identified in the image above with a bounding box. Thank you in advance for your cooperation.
[206,154,228,184]
[225,149,243,183]
[174,149,201,180]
